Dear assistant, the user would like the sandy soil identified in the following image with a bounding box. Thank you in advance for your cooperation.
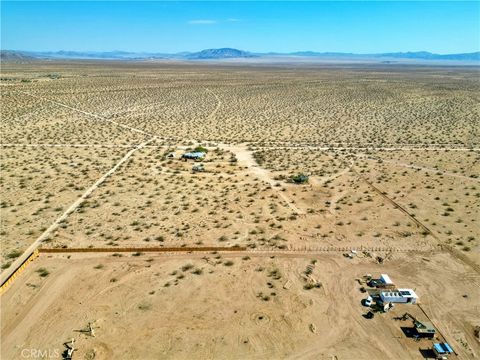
[0,146,127,264]
[1,251,479,360]
[1,62,479,359]
[2,62,479,146]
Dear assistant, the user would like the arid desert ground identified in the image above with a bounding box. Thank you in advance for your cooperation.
[1,61,479,359]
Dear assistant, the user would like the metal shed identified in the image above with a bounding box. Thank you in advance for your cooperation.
[433,343,453,358]
[413,320,436,338]
[380,274,393,286]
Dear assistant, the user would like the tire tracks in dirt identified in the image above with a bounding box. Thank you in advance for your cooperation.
[350,164,480,274]
[326,151,480,274]
[18,91,160,139]
[353,153,479,182]
[252,144,479,151]
[206,88,222,121]
[218,143,304,215]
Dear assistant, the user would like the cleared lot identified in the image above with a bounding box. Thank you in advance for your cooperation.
[1,251,478,359]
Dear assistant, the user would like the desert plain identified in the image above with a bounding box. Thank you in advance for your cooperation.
[0,61,479,359]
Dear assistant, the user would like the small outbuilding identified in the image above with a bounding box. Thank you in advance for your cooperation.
[380,288,418,304]
[396,312,435,338]
[192,164,205,172]
[380,274,394,287]
[368,274,395,288]
[433,343,454,359]
[413,319,436,338]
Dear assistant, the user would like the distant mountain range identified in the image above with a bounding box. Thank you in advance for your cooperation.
[2,48,479,62]
[0,50,37,62]
[186,48,256,59]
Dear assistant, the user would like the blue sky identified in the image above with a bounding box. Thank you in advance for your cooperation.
[1,1,479,54]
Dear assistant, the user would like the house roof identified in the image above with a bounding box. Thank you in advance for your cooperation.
[183,152,205,158]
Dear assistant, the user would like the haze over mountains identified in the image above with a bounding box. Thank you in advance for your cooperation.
[1,48,479,62]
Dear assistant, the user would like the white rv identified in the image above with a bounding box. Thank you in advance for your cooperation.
[380,288,418,304]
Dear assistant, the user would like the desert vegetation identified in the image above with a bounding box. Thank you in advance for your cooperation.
[0,146,125,263]
[1,62,479,359]
[2,63,478,145]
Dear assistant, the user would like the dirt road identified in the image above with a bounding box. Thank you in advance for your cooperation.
[351,164,480,275]
[353,153,479,182]
[0,138,155,286]
[219,143,304,214]
[206,88,222,121]
[252,144,480,151]
[19,91,160,139]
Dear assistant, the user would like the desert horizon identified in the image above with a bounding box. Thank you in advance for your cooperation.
[1,1,479,359]
[1,60,479,359]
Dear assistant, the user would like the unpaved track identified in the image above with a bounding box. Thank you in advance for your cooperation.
[252,145,480,151]
[353,154,479,182]
[0,143,173,148]
[36,245,431,255]
[219,143,304,214]
[206,88,222,120]
[5,90,477,282]
[23,247,436,266]
[331,153,480,275]
[309,166,352,187]
[351,164,480,275]
[0,138,155,287]
[1,264,78,350]
[1,143,140,148]
[18,91,164,139]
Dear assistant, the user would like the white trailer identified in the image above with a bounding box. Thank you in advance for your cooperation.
[380,288,418,304]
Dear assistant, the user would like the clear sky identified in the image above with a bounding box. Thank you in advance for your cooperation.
[1,1,479,54]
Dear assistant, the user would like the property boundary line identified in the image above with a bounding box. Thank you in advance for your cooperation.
[0,250,39,293]
[353,168,480,274]
[416,303,459,357]
[0,245,437,295]
[0,139,155,290]
[35,245,430,254]
[250,246,434,253]
[38,246,247,254]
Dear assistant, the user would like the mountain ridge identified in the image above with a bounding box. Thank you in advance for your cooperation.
[1,49,479,62]
[186,48,256,59]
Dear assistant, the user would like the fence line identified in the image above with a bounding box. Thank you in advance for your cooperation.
[38,246,247,254]
[37,245,430,254]
[0,244,432,294]
[0,250,39,293]
[249,245,434,253]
